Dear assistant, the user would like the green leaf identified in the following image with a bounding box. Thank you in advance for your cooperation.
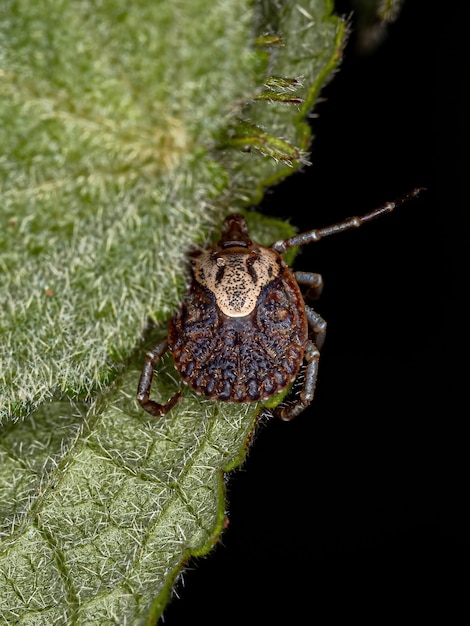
[0,0,346,622]
[0,365,259,623]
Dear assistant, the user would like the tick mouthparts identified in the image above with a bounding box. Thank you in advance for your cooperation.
[219,214,252,247]
[221,239,249,249]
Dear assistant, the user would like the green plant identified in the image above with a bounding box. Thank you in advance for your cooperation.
[0,0,348,622]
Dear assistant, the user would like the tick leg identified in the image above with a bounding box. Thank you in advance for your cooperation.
[137,339,182,417]
[294,271,324,301]
[272,187,425,253]
[274,340,320,421]
[305,304,327,350]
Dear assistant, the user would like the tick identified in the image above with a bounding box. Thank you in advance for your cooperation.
[137,187,424,421]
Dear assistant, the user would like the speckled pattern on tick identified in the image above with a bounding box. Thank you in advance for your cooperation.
[137,187,424,421]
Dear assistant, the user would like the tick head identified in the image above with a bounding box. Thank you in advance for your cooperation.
[218,213,252,249]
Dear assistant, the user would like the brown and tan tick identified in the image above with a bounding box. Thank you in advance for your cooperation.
[137,187,424,421]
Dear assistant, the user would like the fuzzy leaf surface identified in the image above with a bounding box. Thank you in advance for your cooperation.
[0,0,345,623]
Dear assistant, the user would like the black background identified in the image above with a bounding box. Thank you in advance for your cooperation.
[161,1,468,623]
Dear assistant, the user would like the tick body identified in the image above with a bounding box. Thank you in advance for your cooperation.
[137,187,424,421]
